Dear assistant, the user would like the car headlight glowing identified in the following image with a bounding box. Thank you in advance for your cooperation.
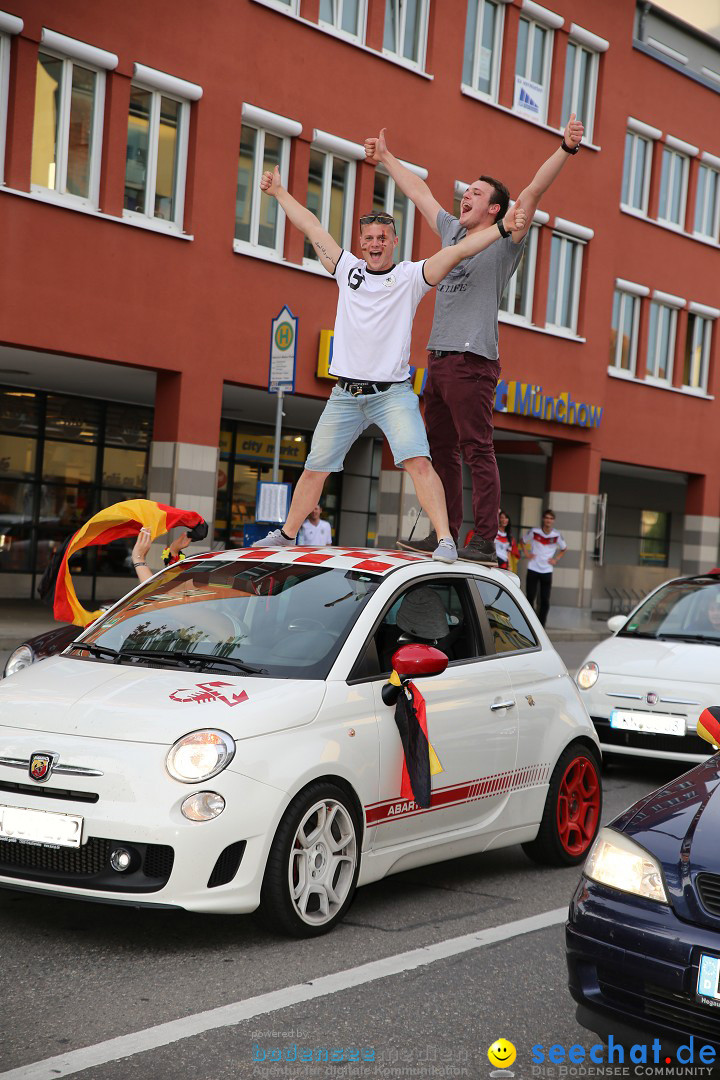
[577,661,599,690]
[166,730,235,783]
[4,645,35,678]
[584,827,668,904]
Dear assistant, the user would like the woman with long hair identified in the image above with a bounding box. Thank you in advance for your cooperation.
[495,509,520,571]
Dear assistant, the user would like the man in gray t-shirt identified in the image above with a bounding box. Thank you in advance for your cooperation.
[364,116,584,563]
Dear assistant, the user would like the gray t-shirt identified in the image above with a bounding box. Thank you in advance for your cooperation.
[426,209,527,360]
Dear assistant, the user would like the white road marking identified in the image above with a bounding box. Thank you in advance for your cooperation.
[2,907,567,1080]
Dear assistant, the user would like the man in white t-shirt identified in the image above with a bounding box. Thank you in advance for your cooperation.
[298,504,332,546]
[252,165,525,564]
[522,509,567,627]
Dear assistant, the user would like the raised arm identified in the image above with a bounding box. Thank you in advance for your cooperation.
[260,166,342,273]
[423,205,526,286]
[364,128,444,236]
[511,114,584,241]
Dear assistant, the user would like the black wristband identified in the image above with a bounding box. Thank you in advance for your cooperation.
[497,219,510,238]
[561,138,580,155]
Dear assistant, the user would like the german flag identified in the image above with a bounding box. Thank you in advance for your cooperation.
[394,680,443,808]
[40,499,206,628]
[698,706,720,749]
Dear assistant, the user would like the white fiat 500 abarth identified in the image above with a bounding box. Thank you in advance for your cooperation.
[0,547,601,936]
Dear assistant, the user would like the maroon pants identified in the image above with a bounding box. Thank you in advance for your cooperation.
[424,351,500,543]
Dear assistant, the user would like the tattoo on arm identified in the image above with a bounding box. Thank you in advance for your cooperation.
[314,240,337,267]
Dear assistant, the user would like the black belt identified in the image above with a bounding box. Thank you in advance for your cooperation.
[430,350,457,359]
[336,377,394,396]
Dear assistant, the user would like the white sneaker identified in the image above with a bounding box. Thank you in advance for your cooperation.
[251,528,296,548]
[432,537,458,563]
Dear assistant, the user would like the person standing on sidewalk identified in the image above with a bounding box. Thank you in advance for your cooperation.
[298,503,332,546]
[364,117,584,564]
[251,165,525,564]
[522,510,567,627]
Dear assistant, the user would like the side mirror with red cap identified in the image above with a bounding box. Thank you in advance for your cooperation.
[381,645,448,706]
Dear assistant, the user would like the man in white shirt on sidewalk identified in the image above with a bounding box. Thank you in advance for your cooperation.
[298,504,332,546]
[522,510,567,627]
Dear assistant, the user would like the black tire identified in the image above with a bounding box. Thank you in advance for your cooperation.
[257,782,361,937]
[522,743,602,867]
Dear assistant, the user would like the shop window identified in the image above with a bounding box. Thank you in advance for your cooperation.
[515,16,552,123]
[319,0,366,40]
[546,233,583,333]
[562,40,598,142]
[621,131,652,214]
[124,76,194,229]
[694,164,720,242]
[646,301,677,383]
[640,510,669,566]
[0,434,36,479]
[304,143,357,264]
[475,579,537,654]
[610,289,640,375]
[235,106,300,256]
[383,0,429,70]
[462,0,504,101]
[372,165,416,262]
[31,51,105,206]
[102,447,147,490]
[657,146,689,227]
[45,394,100,442]
[0,480,34,572]
[500,226,538,322]
[0,389,39,435]
[683,314,713,392]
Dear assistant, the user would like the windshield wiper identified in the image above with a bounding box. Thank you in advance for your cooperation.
[66,641,121,660]
[123,649,267,674]
[657,633,720,645]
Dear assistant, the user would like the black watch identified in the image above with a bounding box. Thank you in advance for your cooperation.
[497,219,511,238]
[561,138,580,155]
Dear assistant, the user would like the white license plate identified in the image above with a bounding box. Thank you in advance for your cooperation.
[697,954,720,1005]
[610,710,685,736]
[0,804,83,848]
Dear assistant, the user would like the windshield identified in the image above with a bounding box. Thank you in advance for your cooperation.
[620,579,720,642]
[78,559,380,679]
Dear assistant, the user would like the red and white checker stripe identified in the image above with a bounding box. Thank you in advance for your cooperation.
[229,546,427,576]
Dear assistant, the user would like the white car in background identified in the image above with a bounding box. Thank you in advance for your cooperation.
[0,547,601,936]
[576,571,720,764]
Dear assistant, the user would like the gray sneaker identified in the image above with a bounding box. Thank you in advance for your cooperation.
[432,536,458,564]
[396,530,438,554]
[251,528,295,548]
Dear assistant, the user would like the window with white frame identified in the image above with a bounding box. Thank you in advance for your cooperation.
[657,145,689,227]
[694,161,720,241]
[0,30,12,184]
[646,299,679,383]
[515,16,553,122]
[30,31,117,207]
[383,0,429,69]
[123,65,200,230]
[462,0,504,100]
[500,226,538,321]
[610,289,641,375]
[545,220,590,333]
[235,106,301,255]
[319,0,366,40]
[304,132,361,263]
[561,42,598,141]
[621,130,653,213]
[372,164,419,262]
[683,311,714,391]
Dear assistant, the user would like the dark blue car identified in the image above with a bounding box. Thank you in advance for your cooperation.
[567,712,720,1059]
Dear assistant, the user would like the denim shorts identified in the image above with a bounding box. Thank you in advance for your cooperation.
[305,379,431,472]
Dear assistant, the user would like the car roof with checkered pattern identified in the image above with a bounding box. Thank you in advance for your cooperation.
[185,547,429,577]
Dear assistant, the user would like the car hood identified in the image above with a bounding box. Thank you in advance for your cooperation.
[590,636,720,682]
[0,656,326,743]
[613,756,720,883]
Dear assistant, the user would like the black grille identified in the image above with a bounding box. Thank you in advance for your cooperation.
[591,717,708,756]
[697,873,720,917]
[0,836,174,892]
[0,780,98,804]
[207,841,246,888]
[596,967,720,1041]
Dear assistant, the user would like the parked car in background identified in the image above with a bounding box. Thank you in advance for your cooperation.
[0,547,601,936]
[575,571,720,764]
[567,711,720,1055]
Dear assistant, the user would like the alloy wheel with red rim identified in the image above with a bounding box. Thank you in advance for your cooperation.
[556,755,601,856]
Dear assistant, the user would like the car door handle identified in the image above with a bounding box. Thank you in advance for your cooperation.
[490,700,516,711]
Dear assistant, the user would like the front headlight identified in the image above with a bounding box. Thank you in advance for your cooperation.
[577,661,599,690]
[166,729,235,783]
[4,645,35,678]
[584,827,669,904]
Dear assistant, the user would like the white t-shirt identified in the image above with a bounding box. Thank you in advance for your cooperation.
[298,519,332,546]
[329,250,433,382]
[494,529,514,565]
[523,527,567,573]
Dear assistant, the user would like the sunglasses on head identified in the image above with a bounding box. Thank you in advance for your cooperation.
[359,213,396,227]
